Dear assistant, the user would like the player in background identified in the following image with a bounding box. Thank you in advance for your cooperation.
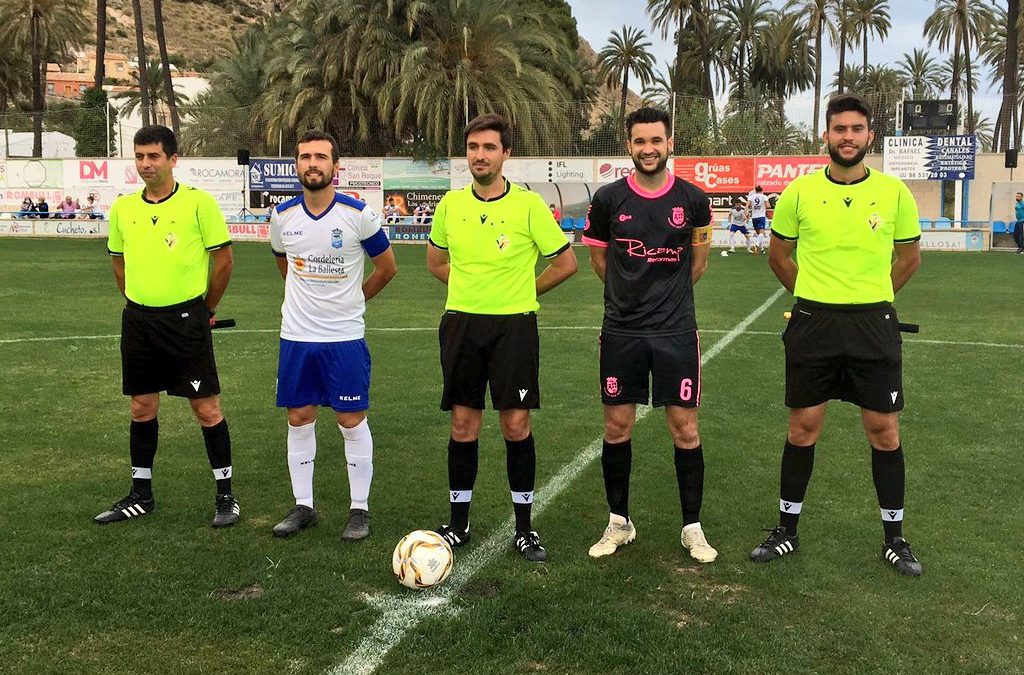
[427,113,577,562]
[750,94,924,576]
[96,125,238,528]
[583,107,718,564]
[746,185,769,254]
[727,199,753,253]
[269,130,397,541]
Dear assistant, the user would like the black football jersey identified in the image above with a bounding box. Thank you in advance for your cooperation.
[583,174,711,336]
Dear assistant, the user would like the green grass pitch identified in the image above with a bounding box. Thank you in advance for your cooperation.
[0,239,1021,674]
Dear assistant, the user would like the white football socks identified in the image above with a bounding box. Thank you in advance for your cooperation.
[340,418,374,511]
[287,420,317,508]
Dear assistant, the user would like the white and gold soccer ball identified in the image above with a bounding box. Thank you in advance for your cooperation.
[392,530,454,590]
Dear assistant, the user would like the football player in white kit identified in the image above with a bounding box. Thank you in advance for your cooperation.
[269,130,397,541]
[746,185,769,254]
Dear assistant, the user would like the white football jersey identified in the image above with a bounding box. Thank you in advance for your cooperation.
[728,207,747,225]
[747,191,768,218]
[270,193,390,342]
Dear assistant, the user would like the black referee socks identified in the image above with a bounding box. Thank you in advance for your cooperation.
[448,438,479,531]
[779,440,815,535]
[130,418,159,498]
[872,445,905,542]
[201,419,233,495]
[506,434,536,533]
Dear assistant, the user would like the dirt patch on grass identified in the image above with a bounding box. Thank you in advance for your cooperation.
[460,578,501,598]
[213,583,263,600]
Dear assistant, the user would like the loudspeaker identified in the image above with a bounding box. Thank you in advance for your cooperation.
[236,149,250,166]
[1006,149,1017,169]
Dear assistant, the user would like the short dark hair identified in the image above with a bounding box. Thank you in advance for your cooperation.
[133,125,178,157]
[755,186,763,193]
[464,113,512,151]
[296,130,339,163]
[625,107,671,138]
[825,94,873,127]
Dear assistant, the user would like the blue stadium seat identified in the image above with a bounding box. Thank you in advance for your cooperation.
[574,217,587,230]
[560,217,574,231]
[991,221,1006,233]
[934,217,952,230]
[919,219,932,230]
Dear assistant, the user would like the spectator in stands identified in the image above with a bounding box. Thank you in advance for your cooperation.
[17,197,34,219]
[550,203,562,222]
[85,194,104,219]
[34,195,50,219]
[1013,192,1024,254]
[382,197,400,224]
[60,196,77,219]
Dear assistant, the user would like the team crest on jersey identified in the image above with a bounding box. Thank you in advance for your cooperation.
[868,213,882,230]
[164,232,178,249]
[668,206,686,228]
[331,228,344,249]
[496,233,510,251]
[294,257,306,271]
[604,376,620,397]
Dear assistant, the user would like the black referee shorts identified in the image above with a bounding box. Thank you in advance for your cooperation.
[438,311,540,411]
[121,297,221,398]
[783,299,903,412]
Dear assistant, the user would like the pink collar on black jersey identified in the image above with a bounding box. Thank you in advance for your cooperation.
[627,172,675,199]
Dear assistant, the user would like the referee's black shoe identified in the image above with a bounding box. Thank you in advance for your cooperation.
[883,537,923,576]
[94,492,155,524]
[436,524,470,548]
[212,494,240,528]
[514,530,548,562]
[750,526,799,562]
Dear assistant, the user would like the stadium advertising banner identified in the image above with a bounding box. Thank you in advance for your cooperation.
[593,157,676,183]
[227,221,270,242]
[753,156,829,193]
[62,159,137,209]
[674,156,828,196]
[883,135,977,180]
[384,159,450,190]
[2,159,64,204]
[383,188,445,221]
[249,159,301,192]
[451,158,593,188]
[920,229,987,251]
[177,159,245,211]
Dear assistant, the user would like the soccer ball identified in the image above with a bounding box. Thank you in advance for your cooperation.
[720,250,729,257]
[392,530,454,590]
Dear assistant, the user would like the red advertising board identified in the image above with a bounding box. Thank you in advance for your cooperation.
[674,158,755,193]
[753,156,829,193]
[675,155,829,195]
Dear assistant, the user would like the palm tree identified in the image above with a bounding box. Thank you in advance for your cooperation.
[1000,0,1019,151]
[0,0,89,156]
[129,0,152,127]
[116,58,190,126]
[597,25,657,125]
[969,111,994,150]
[94,0,107,90]
[835,0,850,93]
[749,11,815,125]
[848,0,890,79]
[0,47,31,155]
[152,0,180,135]
[721,0,775,103]
[896,48,944,99]
[784,0,838,137]
[924,0,995,134]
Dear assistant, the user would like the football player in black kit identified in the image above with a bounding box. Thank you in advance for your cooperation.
[582,107,717,563]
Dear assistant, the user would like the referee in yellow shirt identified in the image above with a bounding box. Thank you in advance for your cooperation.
[95,125,239,528]
[427,113,577,561]
[750,95,924,575]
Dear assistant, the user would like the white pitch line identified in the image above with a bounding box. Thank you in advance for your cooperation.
[328,287,786,675]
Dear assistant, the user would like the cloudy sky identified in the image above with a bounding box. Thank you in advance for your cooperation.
[564,0,1002,126]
